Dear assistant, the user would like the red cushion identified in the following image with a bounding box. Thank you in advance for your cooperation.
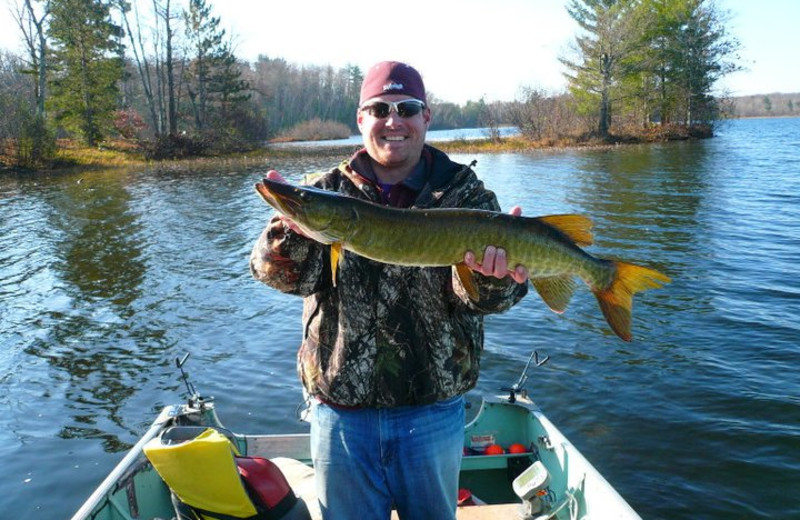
[236,457,292,509]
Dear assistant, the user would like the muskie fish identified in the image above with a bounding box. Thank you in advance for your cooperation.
[255,178,670,341]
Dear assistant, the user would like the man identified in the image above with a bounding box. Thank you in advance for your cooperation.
[250,61,528,520]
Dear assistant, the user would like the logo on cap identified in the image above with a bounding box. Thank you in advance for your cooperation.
[383,82,404,92]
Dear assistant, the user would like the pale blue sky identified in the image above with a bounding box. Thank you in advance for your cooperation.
[2,0,797,104]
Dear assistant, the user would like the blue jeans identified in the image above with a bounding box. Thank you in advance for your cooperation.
[310,395,465,520]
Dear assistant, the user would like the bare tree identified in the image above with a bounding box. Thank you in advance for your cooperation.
[116,0,181,136]
[118,0,159,133]
[12,0,50,118]
[157,0,179,135]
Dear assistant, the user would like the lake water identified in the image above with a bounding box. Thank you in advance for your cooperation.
[1,118,799,519]
[269,126,520,148]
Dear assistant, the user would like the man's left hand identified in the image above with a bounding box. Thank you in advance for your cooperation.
[463,206,529,284]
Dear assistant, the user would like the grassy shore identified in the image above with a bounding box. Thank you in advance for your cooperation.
[1,128,702,174]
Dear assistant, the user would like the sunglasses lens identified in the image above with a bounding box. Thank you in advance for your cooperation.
[366,102,390,118]
[397,101,423,118]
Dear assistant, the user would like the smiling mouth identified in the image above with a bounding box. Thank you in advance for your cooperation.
[383,136,407,142]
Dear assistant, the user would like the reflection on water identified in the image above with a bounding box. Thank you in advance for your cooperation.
[15,174,166,451]
[2,119,800,518]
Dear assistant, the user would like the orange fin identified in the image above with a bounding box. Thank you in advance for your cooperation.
[593,261,671,341]
[532,275,576,314]
[455,263,480,302]
[537,215,594,246]
[330,242,343,286]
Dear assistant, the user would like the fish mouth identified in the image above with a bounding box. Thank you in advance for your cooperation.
[254,178,302,218]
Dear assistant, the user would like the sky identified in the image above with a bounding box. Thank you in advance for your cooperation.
[1,0,798,105]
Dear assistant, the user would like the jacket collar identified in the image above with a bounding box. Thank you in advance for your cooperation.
[343,145,470,208]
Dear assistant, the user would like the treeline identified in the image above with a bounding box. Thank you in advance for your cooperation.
[0,0,497,168]
[1,0,744,169]
[731,93,800,118]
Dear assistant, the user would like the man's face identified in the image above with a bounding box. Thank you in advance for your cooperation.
[357,95,431,176]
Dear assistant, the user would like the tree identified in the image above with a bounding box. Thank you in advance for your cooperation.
[0,51,56,167]
[562,0,741,135]
[638,0,741,125]
[183,0,248,136]
[12,0,51,118]
[8,1,56,166]
[48,0,125,145]
[116,0,182,137]
[117,0,158,134]
[561,0,643,137]
[159,0,180,135]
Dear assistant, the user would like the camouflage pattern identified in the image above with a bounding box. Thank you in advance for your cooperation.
[250,145,527,407]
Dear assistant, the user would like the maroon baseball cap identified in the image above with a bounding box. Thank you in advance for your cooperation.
[359,61,427,105]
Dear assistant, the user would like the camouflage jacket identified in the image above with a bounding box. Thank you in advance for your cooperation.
[250,145,528,407]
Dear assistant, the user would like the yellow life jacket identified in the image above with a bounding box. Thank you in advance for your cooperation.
[144,427,258,519]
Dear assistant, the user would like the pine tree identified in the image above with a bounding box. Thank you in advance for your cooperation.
[183,0,248,136]
[562,0,741,134]
[635,0,741,126]
[561,0,643,137]
[48,0,124,146]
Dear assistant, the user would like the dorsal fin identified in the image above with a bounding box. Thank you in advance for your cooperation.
[537,215,594,247]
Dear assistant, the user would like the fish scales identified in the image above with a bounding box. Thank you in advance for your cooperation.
[348,204,596,278]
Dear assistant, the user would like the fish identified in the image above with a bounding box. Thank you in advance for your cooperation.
[254,178,670,341]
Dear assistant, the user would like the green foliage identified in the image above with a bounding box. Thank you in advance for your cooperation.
[562,0,741,134]
[561,0,644,136]
[183,0,250,141]
[47,0,125,146]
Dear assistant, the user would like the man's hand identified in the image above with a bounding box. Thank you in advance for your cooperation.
[463,205,529,284]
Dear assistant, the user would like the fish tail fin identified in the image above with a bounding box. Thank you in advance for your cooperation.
[593,261,671,341]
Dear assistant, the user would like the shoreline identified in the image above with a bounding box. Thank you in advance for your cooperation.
[0,128,713,176]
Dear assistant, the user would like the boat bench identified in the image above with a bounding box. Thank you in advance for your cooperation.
[271,457,521,520]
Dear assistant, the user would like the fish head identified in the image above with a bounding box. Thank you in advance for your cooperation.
[255,178,355,244]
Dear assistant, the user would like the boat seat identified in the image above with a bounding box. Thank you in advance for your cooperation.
[144,427,310,519]
[269,457,520,520]
[270,458,321,520]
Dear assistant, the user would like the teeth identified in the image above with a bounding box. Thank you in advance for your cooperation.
[385,136,405,141]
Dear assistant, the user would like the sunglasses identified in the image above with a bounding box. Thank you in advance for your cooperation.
[359,99,426,119]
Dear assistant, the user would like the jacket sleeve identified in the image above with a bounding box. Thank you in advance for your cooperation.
[249,214,331,296]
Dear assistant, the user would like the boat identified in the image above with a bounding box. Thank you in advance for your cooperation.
[70,353,641,520]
